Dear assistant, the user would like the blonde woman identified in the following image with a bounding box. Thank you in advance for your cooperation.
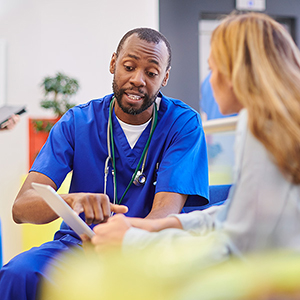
[87,12,300,258]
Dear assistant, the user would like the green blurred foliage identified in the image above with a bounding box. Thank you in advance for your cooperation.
[40,72,79,117]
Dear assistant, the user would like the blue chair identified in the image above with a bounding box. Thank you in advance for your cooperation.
[183,184,231,213]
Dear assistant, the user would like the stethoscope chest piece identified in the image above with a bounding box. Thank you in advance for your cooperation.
[133,170,146,186]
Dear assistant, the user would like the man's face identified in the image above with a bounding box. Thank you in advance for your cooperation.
[110,34,170,124]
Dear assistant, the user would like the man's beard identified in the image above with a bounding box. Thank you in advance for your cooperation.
[112,78,160,115]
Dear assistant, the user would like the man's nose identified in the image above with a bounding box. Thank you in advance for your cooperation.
[129,70,146,87]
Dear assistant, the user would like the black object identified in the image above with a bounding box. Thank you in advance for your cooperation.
[0,105,26,127]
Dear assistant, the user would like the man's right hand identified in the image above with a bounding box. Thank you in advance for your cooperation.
[63,192,128,225]
[12,171,127,225]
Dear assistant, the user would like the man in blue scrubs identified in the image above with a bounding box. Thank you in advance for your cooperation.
[0,28,208,299]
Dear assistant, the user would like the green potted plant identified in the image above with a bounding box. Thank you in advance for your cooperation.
[32,72,80,132]
[28,72,80,168]
[40,72,79,117]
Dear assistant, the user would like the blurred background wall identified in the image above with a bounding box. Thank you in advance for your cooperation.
[159,0,300,111]
[0,0,158,264]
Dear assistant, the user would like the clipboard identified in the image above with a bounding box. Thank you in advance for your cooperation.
[32,182,95,239]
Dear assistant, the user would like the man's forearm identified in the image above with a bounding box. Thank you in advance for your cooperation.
[146,191,187,219]
[12,190,59,224]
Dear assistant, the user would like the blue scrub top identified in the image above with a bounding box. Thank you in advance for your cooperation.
[31,93,209,219]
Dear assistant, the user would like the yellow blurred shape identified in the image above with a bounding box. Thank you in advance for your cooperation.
[209,165,233,185]
[42,246,300,300]
[41,232,225,300]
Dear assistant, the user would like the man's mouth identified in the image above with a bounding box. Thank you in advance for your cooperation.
[126,93,143,100]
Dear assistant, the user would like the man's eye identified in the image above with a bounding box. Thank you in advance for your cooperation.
[124,65,133,71]
[147,71,158,78]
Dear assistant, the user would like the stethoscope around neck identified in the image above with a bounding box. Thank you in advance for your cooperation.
[104,96,158,205]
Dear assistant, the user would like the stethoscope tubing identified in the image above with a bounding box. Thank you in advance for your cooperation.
[105,97,158,205]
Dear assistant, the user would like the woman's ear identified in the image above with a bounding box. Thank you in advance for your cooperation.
[109,53,117,74]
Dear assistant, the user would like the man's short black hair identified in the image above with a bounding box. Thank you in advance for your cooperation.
[116,28,172,70]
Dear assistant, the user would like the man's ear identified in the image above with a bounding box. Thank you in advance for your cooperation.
[162,68,171,87]
[109,53,117,74]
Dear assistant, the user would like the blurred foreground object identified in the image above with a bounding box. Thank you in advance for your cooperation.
[41,236,300,300]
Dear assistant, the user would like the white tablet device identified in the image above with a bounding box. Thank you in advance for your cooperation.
[32,182,95,239]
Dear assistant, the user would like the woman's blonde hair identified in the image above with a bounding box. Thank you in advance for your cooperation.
[211,12,300,184]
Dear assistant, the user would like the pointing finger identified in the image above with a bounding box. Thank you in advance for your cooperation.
[110,204,128,214]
